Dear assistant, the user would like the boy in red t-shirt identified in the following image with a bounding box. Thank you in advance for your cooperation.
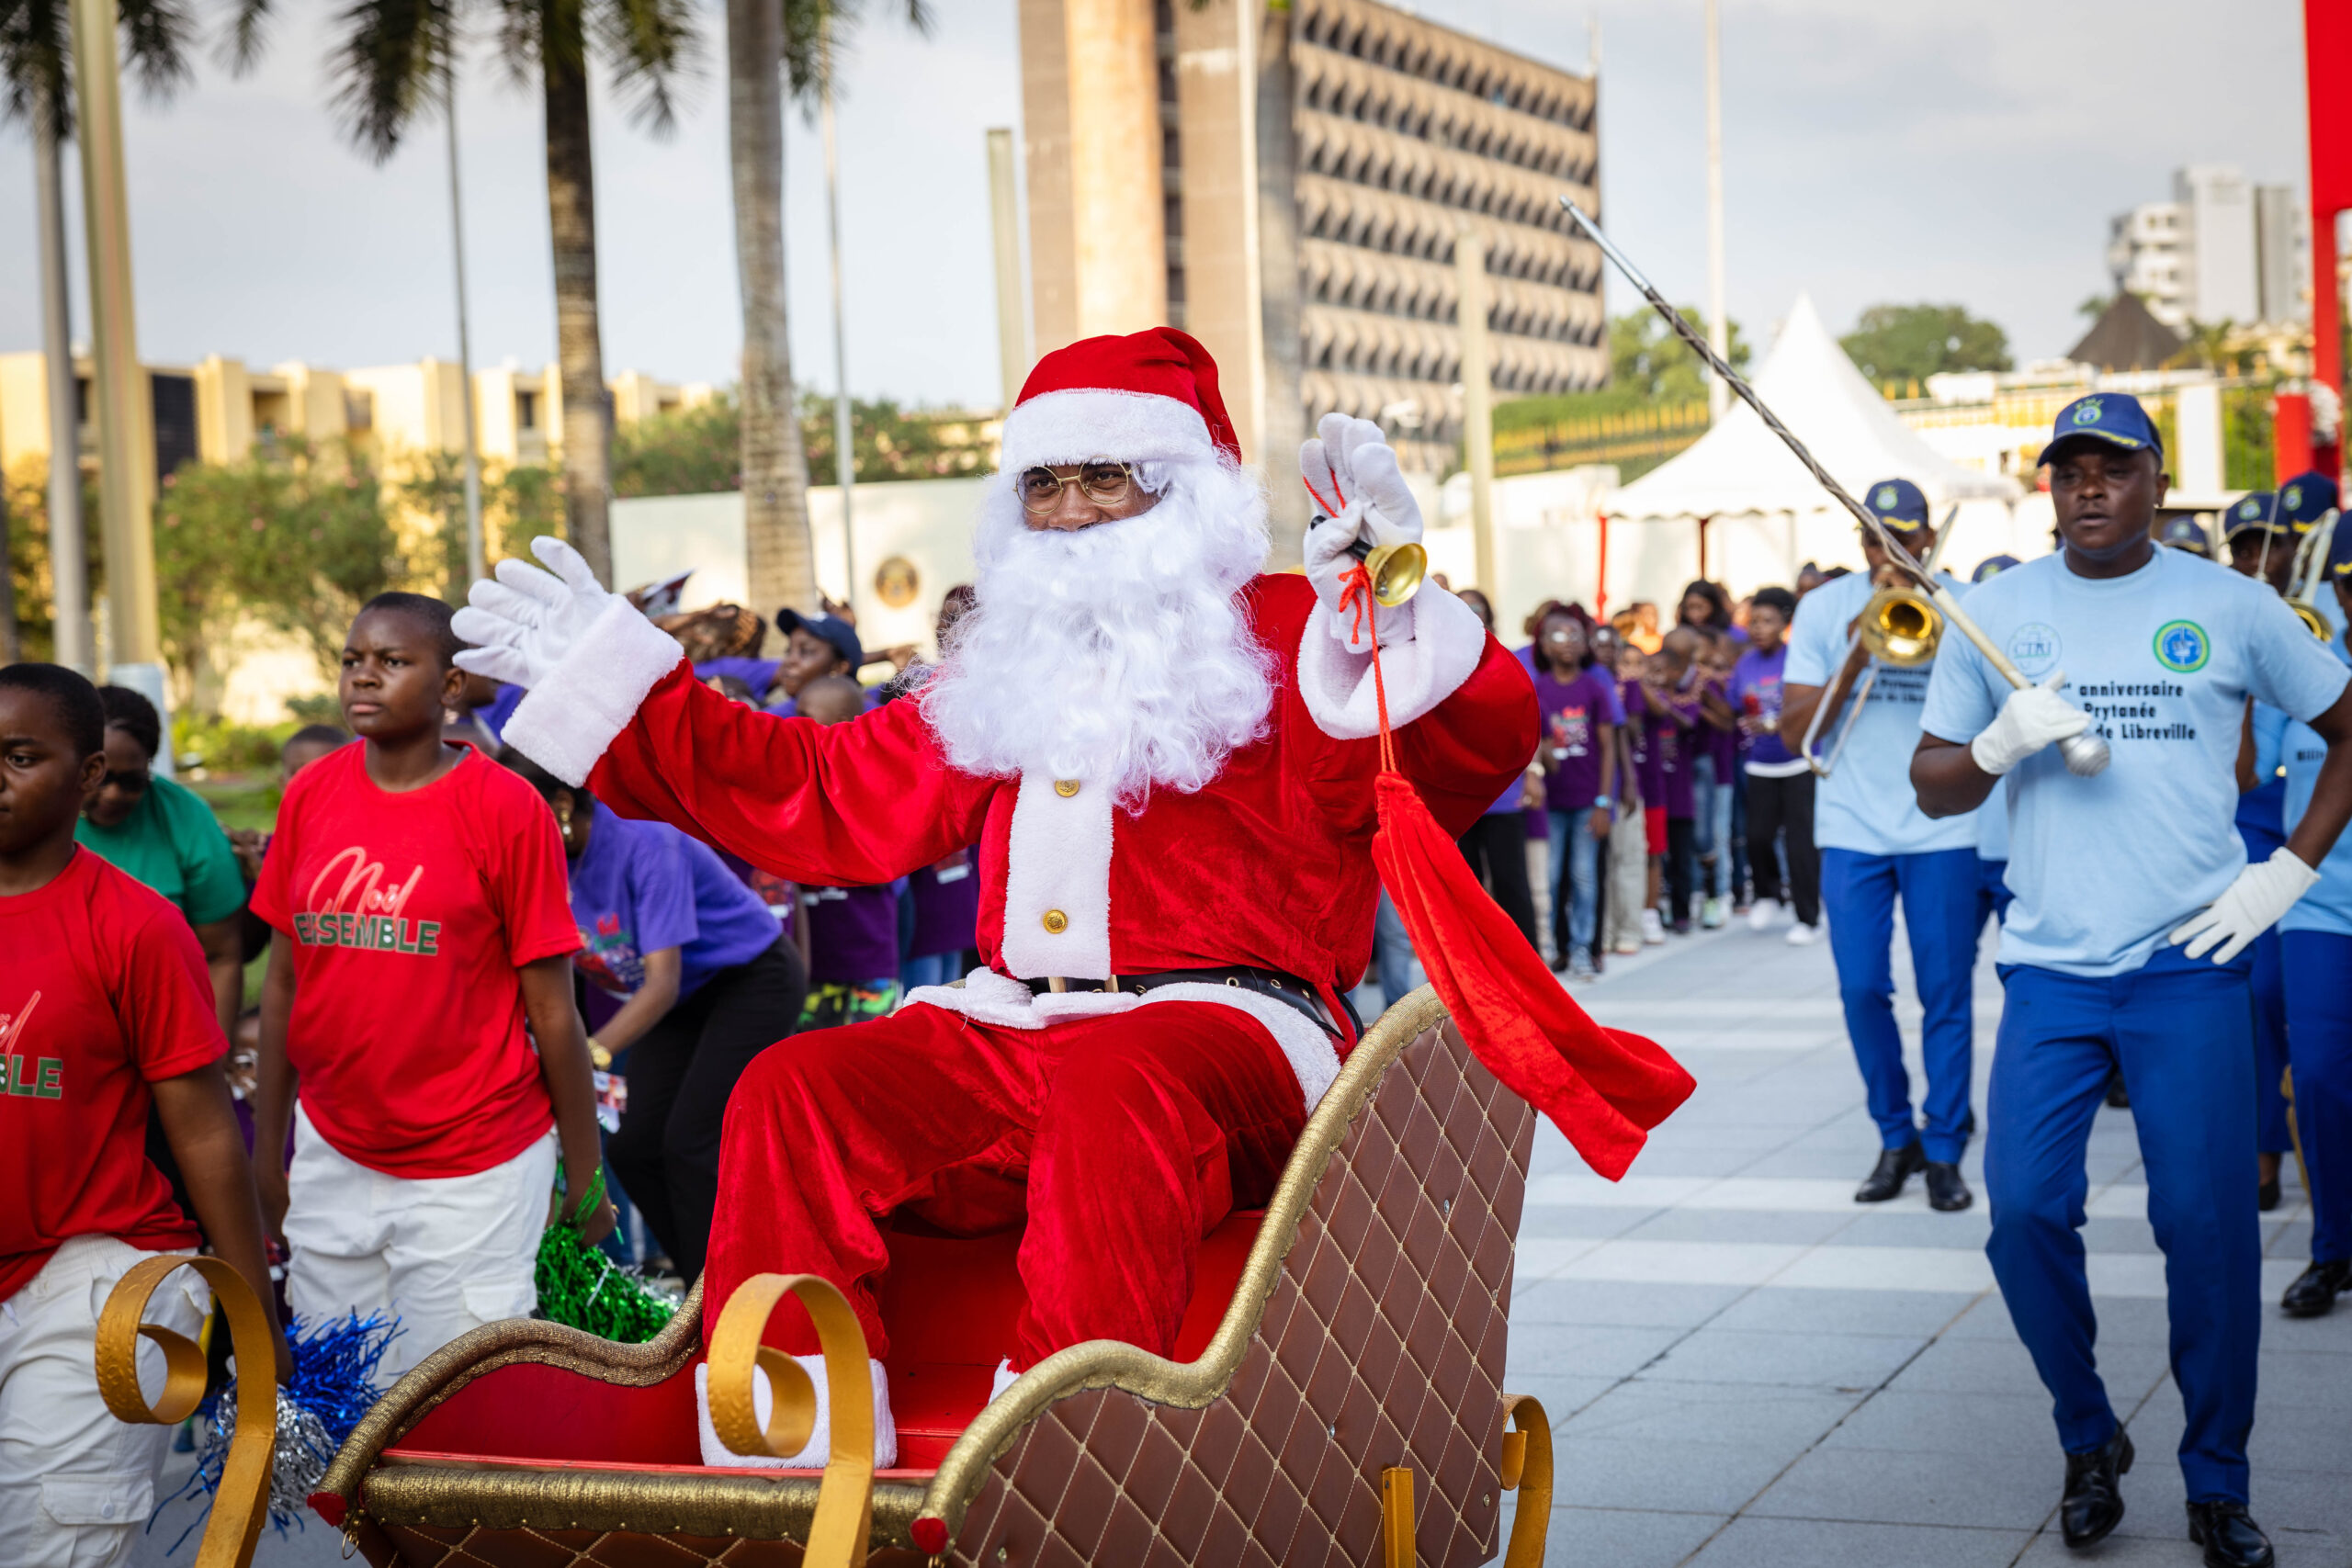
[0,664,286,1568]
[251,594,611,1382]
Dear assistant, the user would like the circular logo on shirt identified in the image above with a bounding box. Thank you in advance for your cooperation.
[2007,622,2061,676]
[2153,619,2211,673]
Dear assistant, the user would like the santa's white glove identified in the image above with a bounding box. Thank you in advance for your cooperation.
[2169,848,2320,964]
[451,536,625,690]
[1301,413,1422,654]
[1968,672,2091,777]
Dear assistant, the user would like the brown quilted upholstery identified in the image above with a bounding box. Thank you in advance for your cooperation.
[944,1020,1533,1568]
[347,1018,1533,1566]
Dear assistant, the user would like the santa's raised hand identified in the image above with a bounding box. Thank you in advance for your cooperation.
[1300,413,1423,654]
[452,536,634,690]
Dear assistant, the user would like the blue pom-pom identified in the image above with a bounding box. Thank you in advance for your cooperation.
[154,1310,401,1549]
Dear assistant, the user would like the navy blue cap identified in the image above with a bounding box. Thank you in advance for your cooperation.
[776,608,865,673]
[2330,516,2352,583]
[1862,478,1929,528]
[1972,554,2019,583]
[2040,392,2164,463]
[2222,492,2283,542]
[2154,515,2210,555]
[2279,470,2340,531]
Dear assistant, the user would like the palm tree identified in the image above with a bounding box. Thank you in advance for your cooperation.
[314,0,698,587]
[731,0,923,625]
[3,0,198,668]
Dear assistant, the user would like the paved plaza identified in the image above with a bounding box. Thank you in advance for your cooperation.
[137,914,2350,1567]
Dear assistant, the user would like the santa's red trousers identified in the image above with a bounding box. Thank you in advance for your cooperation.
[704,998,1312,1370]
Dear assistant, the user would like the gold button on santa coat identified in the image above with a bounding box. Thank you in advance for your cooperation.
[1055,780,1080,797]
[1042,910,1069,934]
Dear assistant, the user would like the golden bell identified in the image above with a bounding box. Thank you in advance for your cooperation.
[1345,539,1429,608]
[1855,586,1941,667]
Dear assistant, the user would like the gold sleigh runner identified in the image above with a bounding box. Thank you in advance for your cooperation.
[294,988,1555,1566]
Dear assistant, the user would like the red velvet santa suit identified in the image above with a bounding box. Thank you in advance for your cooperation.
[550,570,1532,1367]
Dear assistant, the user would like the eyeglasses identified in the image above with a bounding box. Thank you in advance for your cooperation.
[102,769,151,795]
[1020,460,1136,515]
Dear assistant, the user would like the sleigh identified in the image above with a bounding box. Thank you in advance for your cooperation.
[294,988,1553,1566]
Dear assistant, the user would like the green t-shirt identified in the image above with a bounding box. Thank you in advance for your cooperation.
[75,773,248,926]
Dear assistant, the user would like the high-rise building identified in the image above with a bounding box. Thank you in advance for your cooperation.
[2106,164,2306,330]
[1018,0,1604,476]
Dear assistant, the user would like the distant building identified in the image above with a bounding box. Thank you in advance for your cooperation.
[0,350,713,495]
[1018,0,1604,473]
[2107,164,2307,330]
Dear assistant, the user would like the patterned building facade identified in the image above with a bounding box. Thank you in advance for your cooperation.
[1023,0,1603,482]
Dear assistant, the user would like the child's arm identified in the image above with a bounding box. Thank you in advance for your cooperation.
[587,948,682,1061]
[153,1062,294,1382]
[1591,725,1620,839]
[252,931,299,1247]
[194,916,243,1041]
[521,954,618,1244]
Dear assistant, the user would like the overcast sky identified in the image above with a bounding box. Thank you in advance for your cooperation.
[0,0,2312,411]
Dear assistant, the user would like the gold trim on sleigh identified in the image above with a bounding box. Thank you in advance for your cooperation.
[318,986,1544,1565]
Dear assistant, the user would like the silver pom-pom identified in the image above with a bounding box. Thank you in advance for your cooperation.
[208,1391,337,1529]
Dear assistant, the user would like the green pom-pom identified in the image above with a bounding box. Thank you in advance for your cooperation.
[535,1164,679,1344]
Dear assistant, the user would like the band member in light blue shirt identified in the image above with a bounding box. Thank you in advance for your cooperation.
[1914,393,2352,1567]
[1781,479,1980,1212]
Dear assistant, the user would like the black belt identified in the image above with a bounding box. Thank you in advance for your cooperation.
[1023,965,1340,1037]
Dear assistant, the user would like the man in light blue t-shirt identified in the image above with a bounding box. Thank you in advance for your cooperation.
[2254,510,2352,1321]
[1913,392,2352,1567]
[1781,479,1981,1213]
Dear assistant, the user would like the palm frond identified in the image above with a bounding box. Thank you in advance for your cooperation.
[777,0,930,113]
[590,0,699,135]
[0,0,76,137]
[216,0,274,75]
[116,0,198,100]
[324,0,458,161]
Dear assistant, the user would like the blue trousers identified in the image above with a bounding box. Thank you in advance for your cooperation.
[2284,931,2352,1264]
[1985,946,2260,1504]
[1691,754,1733,898]
[1821,848,1981,1163]
[2238,822,2293,1154]
[1545,807,1602,954]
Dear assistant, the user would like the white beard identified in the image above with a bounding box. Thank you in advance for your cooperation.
[921,458,1278,809]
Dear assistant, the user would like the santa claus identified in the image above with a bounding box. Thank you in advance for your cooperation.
[455,328,1535,1466]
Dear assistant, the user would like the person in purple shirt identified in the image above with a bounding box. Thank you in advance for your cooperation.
[1645,629,1703,933]
[1449,592,1544,952]
[1531,605,1623,976]
[500,750,805,1283]
[1727,587,1819,934]
[902,847,982,990]
[1618,646,1668,946]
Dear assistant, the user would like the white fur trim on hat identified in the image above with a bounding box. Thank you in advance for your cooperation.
[1000,389,1216,473]
[1296,583,1488,739]
[502,597,686,786]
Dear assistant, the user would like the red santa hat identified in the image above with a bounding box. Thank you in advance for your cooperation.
[1000,327,1242,474]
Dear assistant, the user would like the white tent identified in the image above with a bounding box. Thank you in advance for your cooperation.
[1602,295,2028,592]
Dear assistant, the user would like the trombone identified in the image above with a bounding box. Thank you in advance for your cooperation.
[1800,512,1954,777]
[2282,506,2340,642]
[1559,196,2111,778]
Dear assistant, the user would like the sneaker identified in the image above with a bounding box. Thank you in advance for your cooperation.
[1613,938,1642,956]
[1640,908,1667,945]
[1701,897,1727,930]
[1747,897,1781,932]
[1785,921,1821,946]
[1567,951,1597,981]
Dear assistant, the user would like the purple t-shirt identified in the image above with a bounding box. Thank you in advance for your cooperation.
[1651,694,1699,819]
[1729,646,1796,768]
[1620,679,1660,805]
[805,883,902,983]
[1702,679,1739,776]
[696,658,783,701]
[569,802,780,1000]
[1534,666,1625,813]
[479,682,525,742]
[907,850,980,957]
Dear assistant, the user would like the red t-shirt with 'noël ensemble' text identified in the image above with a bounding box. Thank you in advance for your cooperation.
[1,848,226,1303]
[250,744,581,1179]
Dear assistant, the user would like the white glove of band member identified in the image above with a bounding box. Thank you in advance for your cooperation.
[1301,413,1423,654]
[451,536,625,690]
[1967,672,2091,777]
[2170,848,2321,964]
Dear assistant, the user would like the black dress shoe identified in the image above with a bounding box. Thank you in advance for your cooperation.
[1925,1161,1973,1213]
[2281,1258,2351,1317]
[1855,1143,1925,1203]
[2060,1427,2132,1548]
[2104,1071,2131,1110]
[2186,1500,2274,1568]
[2256,1178,2281,1213]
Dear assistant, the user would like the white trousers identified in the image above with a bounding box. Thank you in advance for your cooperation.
[0,1235,207,1568]
[285,1105,555,1383]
